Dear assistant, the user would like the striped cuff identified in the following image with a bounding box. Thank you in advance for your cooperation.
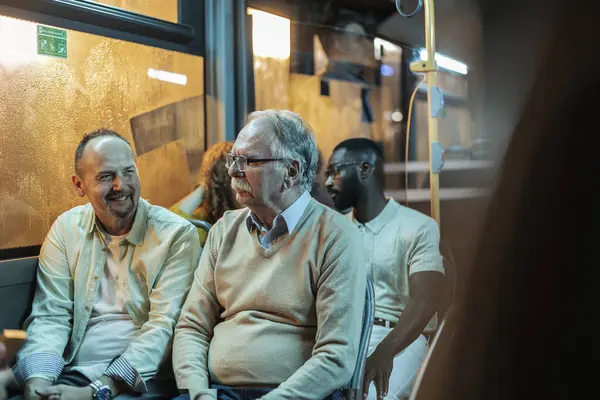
[105,356,147,393]
[9,353,64,389]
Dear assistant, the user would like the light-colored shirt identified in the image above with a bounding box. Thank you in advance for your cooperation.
[11,199,201,392]
[174,198,367,400]
[246,191,312,248]
[348,199,444,331]
[66,232,139,381]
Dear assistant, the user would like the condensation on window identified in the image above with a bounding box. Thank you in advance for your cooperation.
[0,15,204,250]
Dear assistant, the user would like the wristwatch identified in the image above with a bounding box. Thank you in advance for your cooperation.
[89,380,113,400]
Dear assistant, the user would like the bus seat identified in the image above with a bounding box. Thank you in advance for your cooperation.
[439,241,457,320]
[341,273,375,400]
[0,257,38,330]
[187,219,212,234]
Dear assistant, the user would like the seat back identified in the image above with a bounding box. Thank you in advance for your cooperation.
[0,257,38,330]
[187,219,212,234]
[342,274,375,400]
[408,317,448,400]
[439,241,457,319]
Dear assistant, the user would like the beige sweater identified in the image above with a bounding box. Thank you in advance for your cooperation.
[173,199,367,400]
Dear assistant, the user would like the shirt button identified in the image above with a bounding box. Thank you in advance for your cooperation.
[85,306,91,312]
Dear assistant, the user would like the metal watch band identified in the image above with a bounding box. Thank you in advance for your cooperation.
[89,380,103,392]
[89,380,112,400]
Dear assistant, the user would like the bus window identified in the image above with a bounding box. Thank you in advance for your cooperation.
[0,14,204,252]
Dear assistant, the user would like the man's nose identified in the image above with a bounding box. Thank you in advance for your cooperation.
[325,174,334,189]
[228,162,244,178]
[113,174,123,191]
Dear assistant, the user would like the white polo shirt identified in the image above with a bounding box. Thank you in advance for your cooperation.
[347,198,444,331]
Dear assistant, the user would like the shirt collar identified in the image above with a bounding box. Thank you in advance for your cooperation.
[351,198,399,234]
[246,191,312,235]
[85,198,149,246]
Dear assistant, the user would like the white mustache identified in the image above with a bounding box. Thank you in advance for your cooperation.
[231,178,252,192]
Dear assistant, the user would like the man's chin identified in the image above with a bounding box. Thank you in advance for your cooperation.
[106,200,137,218]
[107,207,135,219]
[235,191,253,205]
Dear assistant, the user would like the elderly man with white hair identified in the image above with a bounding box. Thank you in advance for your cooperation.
[173,110,367,400]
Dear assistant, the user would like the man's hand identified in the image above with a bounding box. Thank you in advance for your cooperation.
[0,370,13,400]
[35,384,93,400]
[0,370,12,400]
[0,342,11,400]
[24,378,52,400]
[362,345,394,399]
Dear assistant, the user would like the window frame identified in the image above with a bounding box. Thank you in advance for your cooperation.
[0,0,204,56]
[0,0,205,260]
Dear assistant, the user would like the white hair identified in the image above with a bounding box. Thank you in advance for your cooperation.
[244,109,318,192]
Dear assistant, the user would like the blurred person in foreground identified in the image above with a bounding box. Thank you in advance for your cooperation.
[8,129,200,400]
[170,142,241,245]
[408,2,597,400]
[326,138,444,400]
[173,110,367,400]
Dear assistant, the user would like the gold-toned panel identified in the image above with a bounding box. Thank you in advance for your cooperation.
[0,15,204,250]
[253,57,290,111]
[369,85,396,160]
[252,55,373,159]
[92,0,178,23]
[288,74,370,160]
[137,140,193,208]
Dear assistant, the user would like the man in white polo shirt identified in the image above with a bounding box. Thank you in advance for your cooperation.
[326,138,445,400]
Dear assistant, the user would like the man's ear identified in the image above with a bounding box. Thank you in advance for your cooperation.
[71,174,86,197]
[359,162,372,179]
[285,160,301,188]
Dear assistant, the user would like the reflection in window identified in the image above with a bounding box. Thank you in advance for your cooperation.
[250,9,475,179]
[249,9,403,165]
[0,15,204,250]
[92,0,178,23]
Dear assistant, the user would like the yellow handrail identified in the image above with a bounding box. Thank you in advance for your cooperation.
[407,0,442,228]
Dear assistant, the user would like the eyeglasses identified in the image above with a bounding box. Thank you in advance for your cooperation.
[324,161,370,179]
[225,153,285,172]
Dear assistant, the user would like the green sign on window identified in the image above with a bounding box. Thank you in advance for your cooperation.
[37,25,67,58]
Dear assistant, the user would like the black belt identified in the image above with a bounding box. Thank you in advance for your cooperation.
[374,318,396,328]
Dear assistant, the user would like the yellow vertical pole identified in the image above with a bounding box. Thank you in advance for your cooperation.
[424,0,440,227]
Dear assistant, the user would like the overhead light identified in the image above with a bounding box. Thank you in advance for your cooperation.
[147,68,187,85]
[247,9,291,59]
[418,48,468,75]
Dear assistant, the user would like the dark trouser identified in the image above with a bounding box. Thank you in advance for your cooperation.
[172,385,344,400]
[9,370,178,400]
